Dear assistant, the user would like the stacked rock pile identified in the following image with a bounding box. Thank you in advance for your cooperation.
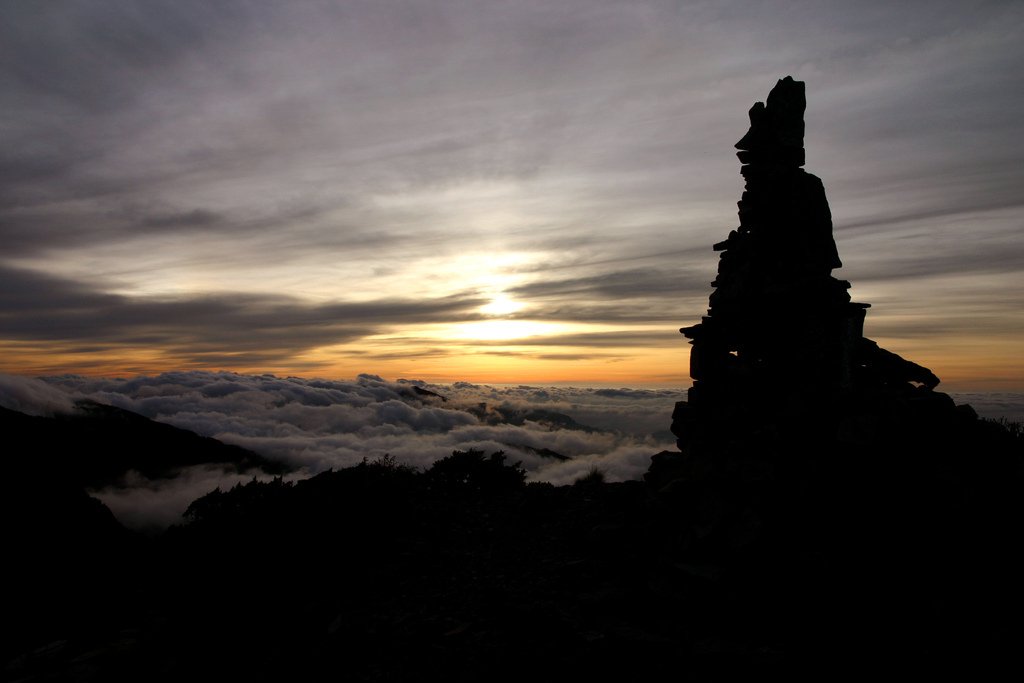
[666,76,945,464]
[642,81,1022,668]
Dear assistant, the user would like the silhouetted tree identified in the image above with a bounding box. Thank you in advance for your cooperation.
[426,449,526,496]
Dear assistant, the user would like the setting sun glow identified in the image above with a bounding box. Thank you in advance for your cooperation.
[479,295,524,317]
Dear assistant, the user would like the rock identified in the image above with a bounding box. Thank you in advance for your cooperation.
[668,76,951,458]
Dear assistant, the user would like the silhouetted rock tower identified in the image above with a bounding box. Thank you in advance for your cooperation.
[668,76,947,460]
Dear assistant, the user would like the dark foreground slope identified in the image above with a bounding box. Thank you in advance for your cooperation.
[1,402,286,671]
[5,419,1024,682]
[2,401,284,490]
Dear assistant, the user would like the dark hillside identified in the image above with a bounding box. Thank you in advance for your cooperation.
[1,402,286,669]
[4,423,1023,681]
[2,401,285,490]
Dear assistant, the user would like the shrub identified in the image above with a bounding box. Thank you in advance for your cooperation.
[574,467,606,486]
[426,449,526,495]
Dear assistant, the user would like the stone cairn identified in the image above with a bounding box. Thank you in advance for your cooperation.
[642,82,1023,659]
[661,76,956,472]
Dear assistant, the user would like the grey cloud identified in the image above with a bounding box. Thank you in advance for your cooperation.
[0,2,243,110]
[0,2,255,213]
[511,266,709,302]
[0,264,484,365]
[534,353,625,361]
[852,244,1024,283]
[0,196,357,260]
[522,445,665,487]
[485,330,685,348]
[593,388,673,399]
[835,207,1022,287]
[34,368,1020,533]
[40,371,687,457]
[522,302,691,324]
[0,374,78,416]
[500,251,719,325]
[138,208,224,231]
[837,200,1023,240]
[515,246,715,275]
[91,465,264,535]
[361,348,455,361]
[0,263,120,313]
[33,371,693,528]
[0,1,1021,381]
[865,310,1023,341]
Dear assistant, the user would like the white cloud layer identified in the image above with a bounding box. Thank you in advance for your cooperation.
[5,371,1022,531]
[28,371,682,529]
[0,373,77,416]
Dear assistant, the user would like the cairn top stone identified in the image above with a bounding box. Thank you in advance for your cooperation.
[735,76,806,167]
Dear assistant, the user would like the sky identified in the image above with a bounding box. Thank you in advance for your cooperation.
[2,0,1022,390]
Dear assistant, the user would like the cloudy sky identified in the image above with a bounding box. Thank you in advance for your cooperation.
[2,0,1021,389]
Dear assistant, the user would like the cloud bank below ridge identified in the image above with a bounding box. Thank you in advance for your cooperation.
[11,372,681,529]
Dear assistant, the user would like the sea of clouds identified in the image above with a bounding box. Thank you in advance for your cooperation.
[3,371,1021,532]
[1,372,684,530]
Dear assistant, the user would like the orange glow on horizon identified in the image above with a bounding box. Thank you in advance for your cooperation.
[2,335,1021,392]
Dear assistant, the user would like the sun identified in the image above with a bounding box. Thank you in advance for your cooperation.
[479,294,524,316]
[444,319,566,342]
